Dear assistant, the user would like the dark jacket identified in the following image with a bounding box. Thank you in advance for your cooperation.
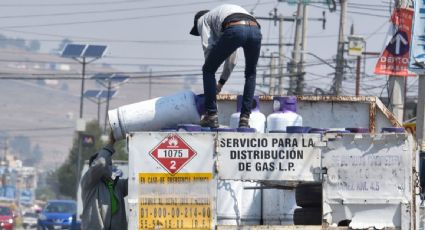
[80,145,128,230]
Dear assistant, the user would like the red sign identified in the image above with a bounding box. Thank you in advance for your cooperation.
[149,134,197,175]
[374,8,415,76]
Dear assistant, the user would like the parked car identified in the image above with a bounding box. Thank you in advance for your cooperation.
[37,200,76,230]
[0,206,14,230]
[22,212,37,229]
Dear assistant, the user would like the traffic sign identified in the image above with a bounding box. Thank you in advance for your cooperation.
[348,35,365,56]
[149,134,197,175]
[375,8,414,76]
[388,31,409,56]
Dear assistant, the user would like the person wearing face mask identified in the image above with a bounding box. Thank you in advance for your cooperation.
[80,131,128,230]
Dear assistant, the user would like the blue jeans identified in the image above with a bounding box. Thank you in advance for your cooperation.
[202,24,262,117]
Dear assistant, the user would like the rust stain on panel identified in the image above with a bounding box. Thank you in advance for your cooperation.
[296,95,375,102]
[375,98,402,127]
[217,94,238,100]
[369,102,376,133]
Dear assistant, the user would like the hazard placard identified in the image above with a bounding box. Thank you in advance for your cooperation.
[149,134,197,175]
[127,132,216,230]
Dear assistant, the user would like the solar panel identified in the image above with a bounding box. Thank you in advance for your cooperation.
[84,90,102,98]
[99,90,117,99]
[83,45,108,58]
[61,44,87,58]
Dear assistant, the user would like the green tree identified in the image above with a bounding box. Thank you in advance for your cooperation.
[25,144,42,166]
[10,135,31,159]
[28,40,41,52]
[55,121,127,198]
[11,38,25,49]
[58,38,72,51]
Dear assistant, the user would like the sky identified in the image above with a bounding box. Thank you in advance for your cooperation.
[0,0,419,168]
[0,0,412,97]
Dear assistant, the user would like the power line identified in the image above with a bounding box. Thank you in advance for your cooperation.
[0,0,146,7]
[310,3,389,18]
[1,126,74,132]
[0,1,275,29]
[0,2,275,31]
[0,0,219,19]
[0,10,197,29]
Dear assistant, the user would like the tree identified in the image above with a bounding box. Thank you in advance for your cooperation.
[24,144,42,166]
[58,38,72,52]
[28,40,41,52]
[0,34,6,48]
[55,121,127,198]
[10,135,31,159]
[11,38,25,49]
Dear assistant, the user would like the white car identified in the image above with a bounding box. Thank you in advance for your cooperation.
[22,212,37,229]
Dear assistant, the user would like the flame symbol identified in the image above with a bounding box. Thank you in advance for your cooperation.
[168,136,178,146]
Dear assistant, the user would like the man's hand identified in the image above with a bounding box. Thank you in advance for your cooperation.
[216,82,223,94]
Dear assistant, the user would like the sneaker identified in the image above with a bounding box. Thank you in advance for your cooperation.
[200,113,219,128]
[239,116,250,128]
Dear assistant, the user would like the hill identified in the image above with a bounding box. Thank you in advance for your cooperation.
[0,47,203,169]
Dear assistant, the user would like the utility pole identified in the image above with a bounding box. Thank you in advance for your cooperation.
[288,3,303,95]
[333,0,347,95]
[355,56,361,96]
[296,3,309,95]
[388,0,406,122]
[389,77,405,122]
[278,16,285,95]
[257,9,293,95]
[257,9,325,95]
[418,77,425,151]
[270,53,277,95]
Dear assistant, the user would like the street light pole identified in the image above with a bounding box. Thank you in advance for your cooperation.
[79,57,86,118]
[76,133,82,195]
[97,97,101,126]
[104,80,112,132]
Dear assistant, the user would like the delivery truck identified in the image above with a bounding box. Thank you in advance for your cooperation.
[117,94,423,229]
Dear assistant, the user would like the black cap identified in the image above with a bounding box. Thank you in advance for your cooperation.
[190,10,209,36]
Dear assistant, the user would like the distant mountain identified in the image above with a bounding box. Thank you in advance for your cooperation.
[0,47,202,170]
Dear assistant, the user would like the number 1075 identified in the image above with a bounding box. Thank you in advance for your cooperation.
[157,149,188,158]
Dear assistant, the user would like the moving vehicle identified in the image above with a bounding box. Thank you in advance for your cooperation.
[22,212,37,229]
[37,200,76,230]
[0,206,14,230]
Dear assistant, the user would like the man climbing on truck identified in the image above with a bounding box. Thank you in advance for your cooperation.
[190,4,262,128]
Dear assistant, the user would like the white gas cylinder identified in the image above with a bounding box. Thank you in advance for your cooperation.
[266,96,302,132]
[263,96,303,224]
[229,95,265,133]
[108,90,203,140]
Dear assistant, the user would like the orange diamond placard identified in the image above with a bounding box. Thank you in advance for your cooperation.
[149,134,197,175]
